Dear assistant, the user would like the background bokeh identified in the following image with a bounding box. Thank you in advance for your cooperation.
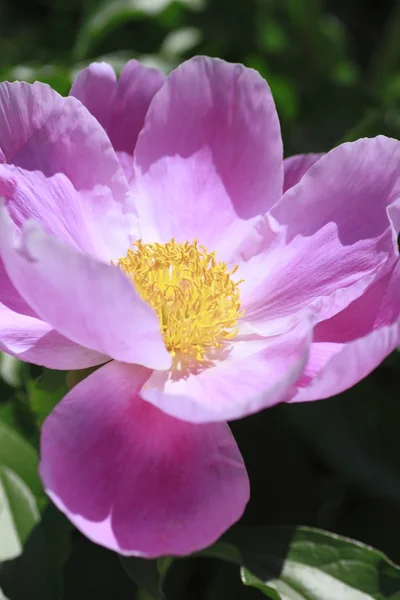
[1,1,400,599]
[2,0,400,153]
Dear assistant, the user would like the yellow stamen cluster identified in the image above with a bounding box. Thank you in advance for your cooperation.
[118,239,243,365]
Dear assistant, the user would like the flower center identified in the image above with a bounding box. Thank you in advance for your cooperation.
[118,239,243,366]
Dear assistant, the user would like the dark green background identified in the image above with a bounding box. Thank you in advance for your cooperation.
[1,0,400,598]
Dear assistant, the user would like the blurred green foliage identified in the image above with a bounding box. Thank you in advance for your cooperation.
[1,0,400,151]
[1,0,400,598]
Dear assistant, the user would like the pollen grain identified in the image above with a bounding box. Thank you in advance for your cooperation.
[118,239,243,366]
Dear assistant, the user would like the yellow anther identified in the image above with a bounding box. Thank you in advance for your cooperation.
[118,239,244,367]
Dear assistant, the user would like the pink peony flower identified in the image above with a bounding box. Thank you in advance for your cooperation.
[0,56,399,557]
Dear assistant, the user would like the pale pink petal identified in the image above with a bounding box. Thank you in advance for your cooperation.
[292,325,400,403]
[0,258,36,316]
[132,151,260,261]
[140,317,312,423]
[108,60,166,155]
[0,208,171,370]
[70,60,165,157]
[240,137,400,325]
[133,56,282,245]
[117,151,134,180]
[292,260,400,401]
[40,361,249,557]
[0,81,137,261]
[69,62,117,132]
[283,153,324,192]
[0,303,107,369]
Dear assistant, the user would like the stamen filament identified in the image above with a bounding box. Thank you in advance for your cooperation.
[118,239,243,366]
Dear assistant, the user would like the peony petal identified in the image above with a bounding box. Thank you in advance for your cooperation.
[71,60,165,157]
[292,260,400,401]
[0,258,36,316]
[131,151,261,261]
[40,361,249,557]
[283,153,324,192]
[0,303,107,369]
[133,56,283,229]
[140,316,313,423]
[108,60,166,156]
[0,80,137,261]
[240,137,400,325]
[69,62,117,133]
[292,324,400,403]
[0,208,171,370]
[116,151,134,180]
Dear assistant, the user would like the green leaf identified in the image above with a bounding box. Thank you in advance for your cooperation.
[0,397,38,448]
[196,541,243,564]
[197,541,281,600]
[227,526,400,600]
[0,403,18,431]
[367,1,400,99]
[136,590,160,600]
[73,0,174,60]
[0,354,23,388]
[0,421,42,498]
[120,555,173,599]
[65,366,98,391]
[201,560,269,600]
[0,504,72,600]
[0,467,39,561]
[283,376,400,509]
[0,588,9,600]
[27,369,67,427]
[257,18,288,53]
[340,109,400,142]
[160,27,202,58]
[64,533,137,599]
[241,573,282,600]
